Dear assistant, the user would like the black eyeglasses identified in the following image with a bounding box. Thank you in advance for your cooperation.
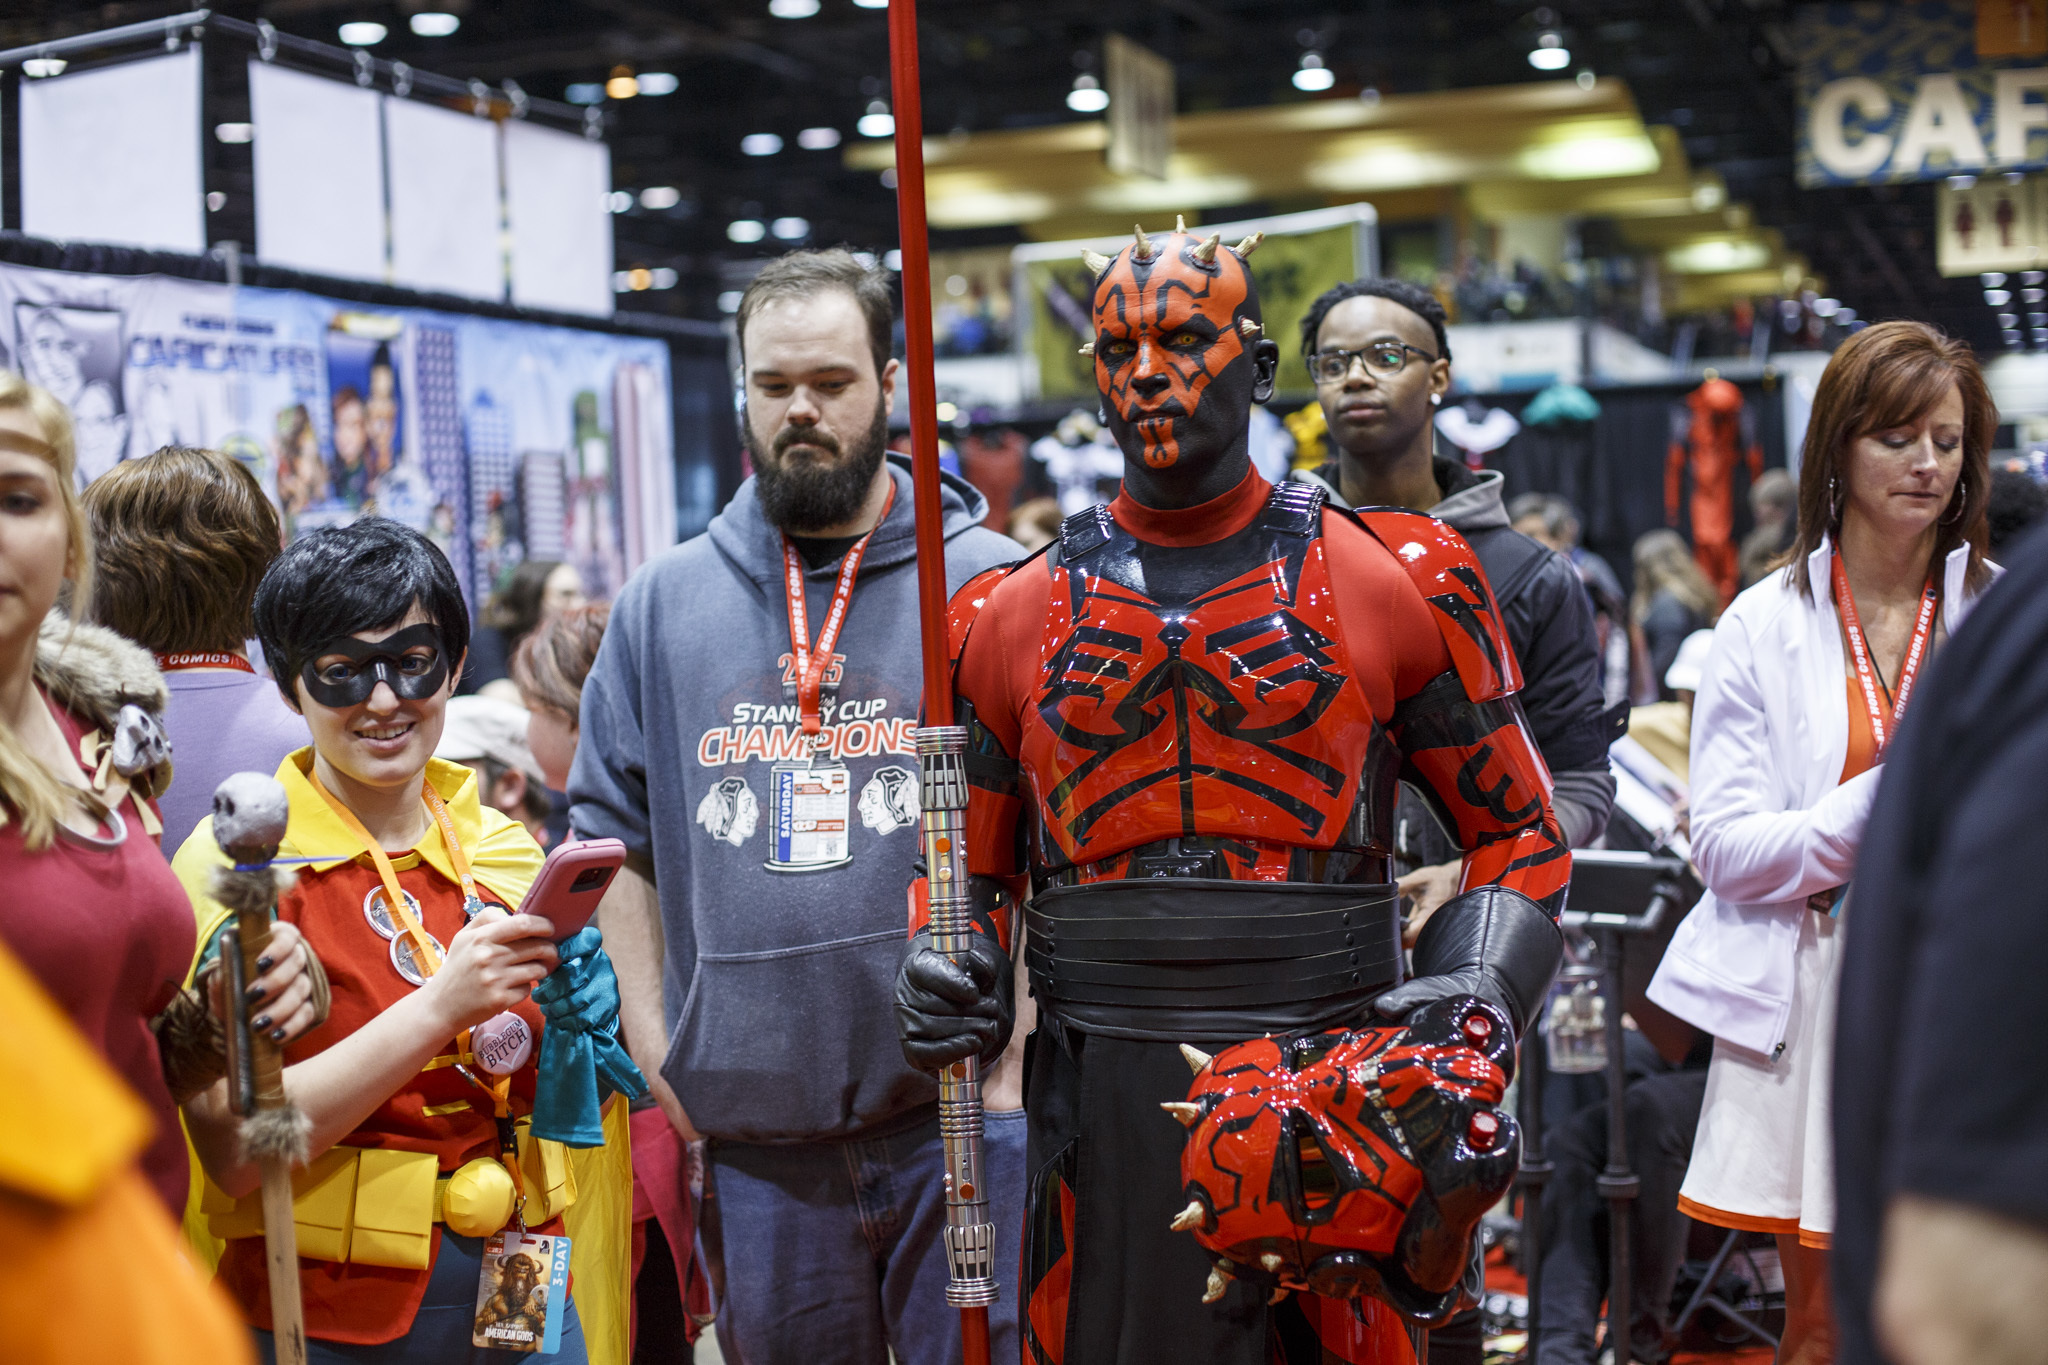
[1306,341,1439,384]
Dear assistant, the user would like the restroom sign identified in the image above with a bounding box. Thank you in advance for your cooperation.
[1797,1,2048,186]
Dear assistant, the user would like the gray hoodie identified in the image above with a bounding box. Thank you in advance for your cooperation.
[570,455,1021,1143]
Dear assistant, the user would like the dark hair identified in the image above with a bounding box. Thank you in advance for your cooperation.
[512,601,611,718]
[1299,278,1452,364]
[486,559,564,648]
[84,445,282,654]
[737,247,895,378]
[1987,466,2048,558]
[1506,491,1579,543]
[1787,320,1993,599]
[253,517,471,702]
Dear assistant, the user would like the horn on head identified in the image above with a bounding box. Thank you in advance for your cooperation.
[1192,233,1221,265]
[1081,248,1113,278]
[1232,231,1265,259]
[1132,223,1156,261]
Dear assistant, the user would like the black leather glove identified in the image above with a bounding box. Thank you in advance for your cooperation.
[895,928,1014,1075]
[1375,885,1563,1037]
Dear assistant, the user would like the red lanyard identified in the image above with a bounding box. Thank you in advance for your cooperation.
[781,480,894,748]
[1831,555,1939,759]
[156,651,255,673]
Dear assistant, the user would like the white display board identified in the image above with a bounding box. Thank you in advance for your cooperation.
[249,62,387,282]
[504,120,613,316]
[19,50,204,254]
[384,96,503,301]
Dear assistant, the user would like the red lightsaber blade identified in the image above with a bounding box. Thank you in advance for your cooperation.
[888,4,997,1365]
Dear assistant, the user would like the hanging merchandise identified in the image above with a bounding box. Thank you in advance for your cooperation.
[1666,374,1764,606]
[1434,398,1520,469]
[1029,409,1125,513]
[1520,381,1601,428]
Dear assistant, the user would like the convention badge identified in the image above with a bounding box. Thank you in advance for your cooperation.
[1806,884,1848,918]
[473,1229,571,1354]
[390,927,446,986]
[764,756,852,873]
[363,885,425,942]
[473,1010,535,1076]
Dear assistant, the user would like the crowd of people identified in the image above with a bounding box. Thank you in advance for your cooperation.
[3,240,2045,1365]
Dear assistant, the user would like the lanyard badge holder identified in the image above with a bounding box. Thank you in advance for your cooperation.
[766,483,894,874]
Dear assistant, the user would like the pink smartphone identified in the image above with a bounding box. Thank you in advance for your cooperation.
[520,837,627,941]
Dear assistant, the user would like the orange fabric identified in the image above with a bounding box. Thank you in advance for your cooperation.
[1841,675,1879,785]
[1677,1193,1832,1249]
[1,1164,256,1365]
[215,851,560,1345]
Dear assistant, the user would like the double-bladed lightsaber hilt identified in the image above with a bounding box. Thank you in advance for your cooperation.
[918,725,999,1309]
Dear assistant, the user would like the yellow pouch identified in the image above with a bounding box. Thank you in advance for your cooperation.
[348,1147,438,1270]
[204,1146,359,1263]
[515,1122,577,1224]
[441,1157,518,1238]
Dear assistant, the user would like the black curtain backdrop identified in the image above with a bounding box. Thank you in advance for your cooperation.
[1474,376,1790,601]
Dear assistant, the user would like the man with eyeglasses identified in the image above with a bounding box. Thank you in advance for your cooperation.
[1292,277,1617,1364]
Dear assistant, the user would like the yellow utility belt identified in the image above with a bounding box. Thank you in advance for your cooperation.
[203,1120,576,1271]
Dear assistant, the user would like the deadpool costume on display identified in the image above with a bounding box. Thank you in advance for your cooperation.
[894,224,1569,1364]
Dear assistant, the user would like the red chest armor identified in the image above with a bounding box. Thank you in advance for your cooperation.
[1018,482,1394,882]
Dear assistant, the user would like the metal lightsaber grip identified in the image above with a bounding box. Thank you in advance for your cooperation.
[918,726,999,1312]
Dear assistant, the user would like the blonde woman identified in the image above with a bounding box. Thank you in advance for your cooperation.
[1631,527,1720,699]
[1649,321,1997,1365]
[0,371,320,1216]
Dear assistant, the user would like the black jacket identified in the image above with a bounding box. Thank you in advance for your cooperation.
[1296,458,1617,853]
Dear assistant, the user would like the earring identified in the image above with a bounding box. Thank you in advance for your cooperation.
[1942,478,1967,525]
[1829,475,1843,519]
[1430,394,1442,406]
[1097,403,1109,426]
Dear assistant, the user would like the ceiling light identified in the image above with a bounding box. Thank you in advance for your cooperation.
[2026,288,2047,303]
[637,72,679,96]
[798,126,842,150]
[771,216,811,240]
[1812,298,1840,318]
[21,57,66,78]
[2026,270,2048,285]
[606,191,634,213]
[728,219,767,243]
[2004,330,2022,346]
[1293,53,1335,92]
[409,12,460,37]
[650,268,679,290]
[215,122,254,144]
[1529,31,1571,70]
[640,186,682,210]
[1067,73,1110,113]
[1986,289,2014,305]
[880,168,898,188]
[338,21,387,46]
[853,0,888,7]
[206,191,227,212]
[1983,272,2009,286]
[1359,85,1381,106]
[884,249,902,270]
[769,0,821,15]
[718,291,744,313]
[1947,174,1978,189]
[936,401,959,421]
[858,101,895,137]
[566,83,605,105]
[607,67,639,100]
[741,133,784,156]
[1576,69,1596,89]
[628,267,654,291]
[2000,313,2020,328]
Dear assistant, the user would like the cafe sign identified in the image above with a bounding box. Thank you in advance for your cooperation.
[1798,0,2048,186]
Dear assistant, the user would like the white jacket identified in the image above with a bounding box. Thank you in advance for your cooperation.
[1645,538,1993,1057]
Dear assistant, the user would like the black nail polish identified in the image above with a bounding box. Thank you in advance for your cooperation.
[271,1026,288,1042]
[256,955,274,972]
[253,1014,272,1030]
[244,984,264,1002]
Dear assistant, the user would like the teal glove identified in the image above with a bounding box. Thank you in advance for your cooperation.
[529,927,649,1147]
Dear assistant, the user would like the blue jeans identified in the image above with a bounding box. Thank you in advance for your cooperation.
[256,1232,588,1364]
[701,1107,1026,1365]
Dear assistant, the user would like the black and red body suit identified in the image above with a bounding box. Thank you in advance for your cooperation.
[944,465,1569,1364]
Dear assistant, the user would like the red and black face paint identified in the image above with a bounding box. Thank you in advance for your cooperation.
[1086,224,1266,471]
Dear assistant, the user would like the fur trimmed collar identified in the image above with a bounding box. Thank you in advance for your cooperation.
[36,610,168,728]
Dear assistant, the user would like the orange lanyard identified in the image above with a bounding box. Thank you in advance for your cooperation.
[781,480,894,748]
[307,770,515,1120]
[1831,555,1939,760]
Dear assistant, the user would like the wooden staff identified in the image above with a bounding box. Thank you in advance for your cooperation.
[885,3,997,1360]
[213,774,311,1365]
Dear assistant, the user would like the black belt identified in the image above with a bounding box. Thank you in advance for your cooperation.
[1025,878,1403,1043]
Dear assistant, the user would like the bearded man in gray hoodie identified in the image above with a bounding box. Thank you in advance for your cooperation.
[571,248,1025,1365]
[1291,278,1618,1364]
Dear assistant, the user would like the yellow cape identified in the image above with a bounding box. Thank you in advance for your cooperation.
[173,749,632,1365]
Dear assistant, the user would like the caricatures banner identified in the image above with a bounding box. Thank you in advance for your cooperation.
[0,263,673,605]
